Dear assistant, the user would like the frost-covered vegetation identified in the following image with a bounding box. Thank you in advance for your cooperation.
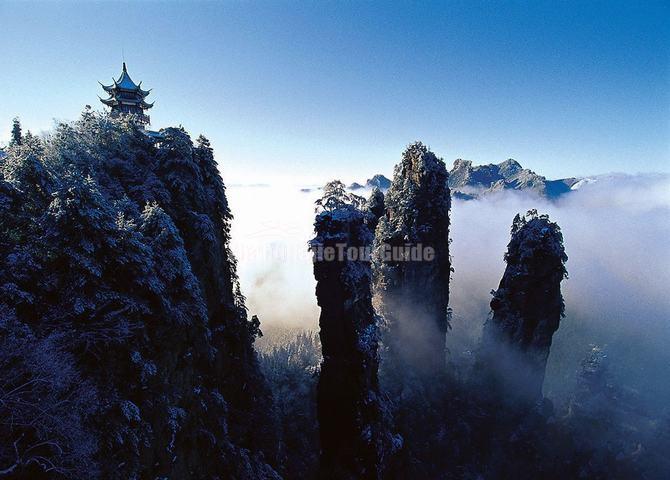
[261,144,668,479]
[373,142,452,380]
[258,329,320,479]
[2,117,668,479]
[0,112,278,479]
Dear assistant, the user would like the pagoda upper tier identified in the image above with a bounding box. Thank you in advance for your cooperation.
[100,63,153,125]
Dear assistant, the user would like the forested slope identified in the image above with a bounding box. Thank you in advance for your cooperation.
[0,111,278,479]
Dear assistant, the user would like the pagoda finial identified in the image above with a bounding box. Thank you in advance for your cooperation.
[122,62,127,73]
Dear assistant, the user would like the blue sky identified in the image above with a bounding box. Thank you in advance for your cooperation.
[0,1,668,183]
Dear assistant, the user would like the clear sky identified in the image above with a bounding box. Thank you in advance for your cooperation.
[1,1,668,183]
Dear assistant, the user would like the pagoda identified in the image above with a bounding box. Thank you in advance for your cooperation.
[99,63,154,126]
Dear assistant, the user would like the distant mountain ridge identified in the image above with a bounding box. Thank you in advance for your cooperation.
[348,174,392,191]
[347,159,578,199]
[448,159,579,199]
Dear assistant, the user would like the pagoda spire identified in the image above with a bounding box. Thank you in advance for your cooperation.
[99,63,153,126]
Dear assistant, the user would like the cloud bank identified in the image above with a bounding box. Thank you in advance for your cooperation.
[228,173,670,407]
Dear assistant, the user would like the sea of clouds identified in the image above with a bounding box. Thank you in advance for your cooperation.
[228,173,670,407]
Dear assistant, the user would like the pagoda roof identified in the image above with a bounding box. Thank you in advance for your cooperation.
[100,63,152,97]
[99,95,154,110]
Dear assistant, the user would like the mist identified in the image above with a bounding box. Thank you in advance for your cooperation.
[228,184,321,327]
[228,173,670,408]
[447,173,670,410]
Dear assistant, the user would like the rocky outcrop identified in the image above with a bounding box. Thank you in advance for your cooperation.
[373,142,451,379]
[366,188,385,233]
[479,210,568,403]
[311,181,387,480]
[156,131,279,469]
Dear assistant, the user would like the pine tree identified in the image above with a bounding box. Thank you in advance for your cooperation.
[195,135,231,224]
[10,117,22,147]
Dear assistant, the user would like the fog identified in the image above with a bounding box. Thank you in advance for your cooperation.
[228,173,670,407]
[228,184,321,326]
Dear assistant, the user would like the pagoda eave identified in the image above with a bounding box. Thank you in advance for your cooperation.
[100,82,116,93]
[99,96,118,107]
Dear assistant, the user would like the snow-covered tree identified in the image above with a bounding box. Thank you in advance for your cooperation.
[259,330,321,478]
[139,202,208,324]
[195,134,232,225]
[10,118,22,147]
[0,322,98,479]
[157,127,204,205]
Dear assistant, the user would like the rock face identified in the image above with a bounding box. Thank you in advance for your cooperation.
[373,142,451,379]
[0,111,279,479]
[449,159,578,199]
[479,210,568,403]
[365,188,385,233]
[311,181,387,480]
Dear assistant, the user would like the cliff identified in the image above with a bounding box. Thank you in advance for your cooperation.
[0,111,279,479]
